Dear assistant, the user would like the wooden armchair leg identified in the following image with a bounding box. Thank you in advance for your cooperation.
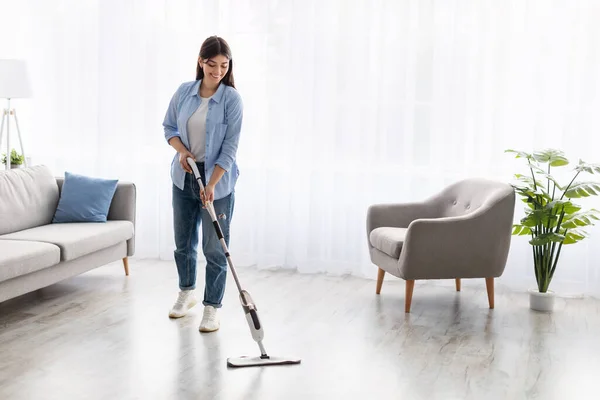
[405,280,415,313]
[123,257,130,276]
[455,278,461,291]
[485,277,494,309]
[376,268,385,294]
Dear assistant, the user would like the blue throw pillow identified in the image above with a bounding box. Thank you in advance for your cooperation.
[52,172,119,223]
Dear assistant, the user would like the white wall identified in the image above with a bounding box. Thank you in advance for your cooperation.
[1,0,600,297]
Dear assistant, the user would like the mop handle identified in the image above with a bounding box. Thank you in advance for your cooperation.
[186,158,217,219]
[186,157,244,294]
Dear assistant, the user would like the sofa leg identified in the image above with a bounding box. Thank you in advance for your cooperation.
[376,268,385,294]
[455,278,461,292]
[123,257,130,276]
[405,280,415,313]
[485,277,494,309]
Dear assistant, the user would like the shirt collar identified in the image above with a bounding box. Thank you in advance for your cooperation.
[190,79,226,103]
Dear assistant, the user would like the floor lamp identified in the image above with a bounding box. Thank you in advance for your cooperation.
[0,59,32,170]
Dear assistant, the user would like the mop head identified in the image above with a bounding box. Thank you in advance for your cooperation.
[227,355,301,368]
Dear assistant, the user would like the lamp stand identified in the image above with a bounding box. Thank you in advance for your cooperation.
[0,98,27,170]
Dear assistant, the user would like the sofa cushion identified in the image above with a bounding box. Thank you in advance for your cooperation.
[0,165,59,235]
[0,239,61,283]
[0,221,134,261]
[369,227,408,259]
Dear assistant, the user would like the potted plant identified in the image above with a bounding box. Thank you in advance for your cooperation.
[1,149,25,169]
[505,148,600,312]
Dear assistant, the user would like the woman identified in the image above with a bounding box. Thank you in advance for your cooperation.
[163,36,243,332]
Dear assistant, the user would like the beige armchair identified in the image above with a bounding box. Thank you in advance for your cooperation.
[367,178,515,312]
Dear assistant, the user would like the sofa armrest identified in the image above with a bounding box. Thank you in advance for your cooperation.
[107,182,136,223]
[55,177,137,256]
[398,195,514,280]
[108,182,136,256]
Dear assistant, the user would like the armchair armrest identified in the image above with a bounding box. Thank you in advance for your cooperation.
[367,200,440,238]
[398,196,514,280]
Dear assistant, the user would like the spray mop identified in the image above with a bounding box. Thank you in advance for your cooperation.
[187,157,301,368]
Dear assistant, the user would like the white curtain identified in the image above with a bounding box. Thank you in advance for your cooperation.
[2,0,600,296]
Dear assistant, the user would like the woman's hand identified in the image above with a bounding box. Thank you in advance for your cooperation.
[200,183,215,207]
[178,149,196,173]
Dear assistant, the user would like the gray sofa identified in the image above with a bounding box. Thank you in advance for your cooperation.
[367,177,515,312]
[0,165,136,303]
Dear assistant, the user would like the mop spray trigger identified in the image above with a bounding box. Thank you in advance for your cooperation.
[239,290,265,345]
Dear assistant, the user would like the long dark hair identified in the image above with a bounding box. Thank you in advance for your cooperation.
[195,36,235,88]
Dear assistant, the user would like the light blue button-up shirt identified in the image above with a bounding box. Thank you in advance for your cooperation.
[163,80,243,199]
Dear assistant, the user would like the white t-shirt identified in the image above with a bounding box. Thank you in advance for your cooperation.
[187,96,212,162]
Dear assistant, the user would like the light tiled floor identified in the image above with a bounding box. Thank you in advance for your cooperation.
[1,259,599,399]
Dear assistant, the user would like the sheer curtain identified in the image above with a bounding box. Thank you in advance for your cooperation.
[2,0,599,296]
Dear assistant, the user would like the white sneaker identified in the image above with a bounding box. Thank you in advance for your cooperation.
[199,306,220,332]
[168,290,197,318]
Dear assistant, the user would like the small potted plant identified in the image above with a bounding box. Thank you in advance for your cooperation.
[1,149,25,169]
[506,148,600,312]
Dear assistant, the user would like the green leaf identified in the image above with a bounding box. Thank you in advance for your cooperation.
[522,198,536,210]
[563,229,587,245]
[546,200,581,215]
[575,160,600,175]
[513,187,535,200]
[505,149,533,160]
[512,225,532,235]
[561,210,600,229]
[514,186,551,206]
[527,164,561,189]
[521,211,540,227]
[529,232,565,246]
[536,171,564,190]
[514,174,545,189]
[564,182,600,198]
[562,218,587,229]
[533,149,569,167]
[521,209,557,227]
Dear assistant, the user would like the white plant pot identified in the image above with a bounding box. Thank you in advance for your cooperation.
[529,289,555,312]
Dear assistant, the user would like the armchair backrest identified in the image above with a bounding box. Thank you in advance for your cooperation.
[432,178,514,218]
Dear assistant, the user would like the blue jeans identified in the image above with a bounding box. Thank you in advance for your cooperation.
[172,162,235,308]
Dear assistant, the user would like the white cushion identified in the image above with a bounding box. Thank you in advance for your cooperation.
[0,221,134,261]
[369,227,407,259]
[0,239,60,283]
[0,165,59,235]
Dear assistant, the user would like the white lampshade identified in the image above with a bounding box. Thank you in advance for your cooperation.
[0,59,32,98]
